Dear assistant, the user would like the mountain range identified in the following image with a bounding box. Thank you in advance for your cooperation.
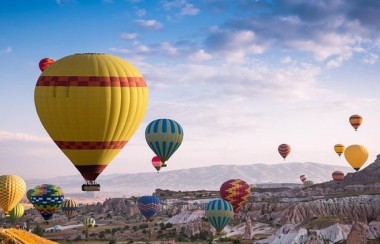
[25,162,353,199]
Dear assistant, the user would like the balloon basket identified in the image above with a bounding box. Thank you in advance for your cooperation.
[162,163,167,167]
[82,182,100,191]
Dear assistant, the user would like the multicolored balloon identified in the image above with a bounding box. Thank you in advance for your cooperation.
[220,179,250,214]
[145,119,184,167]
[0,175,26,216]
[39,58,54,72]
[344,144,368,171]
[137,195,160,221]
[278,144,291,160]
[332,171,345,183]
[205,198,234,235]
[26,189,34,203]
[34,53,149,191]
[303,180,314,187]
[334,144,345,157]
[349,114,363,131]
[9,203,24,223]
[84,217,96,228]
[30,184,64,221]
[152,156,162,172]
[61,199,78,220]
[299,175,307,183]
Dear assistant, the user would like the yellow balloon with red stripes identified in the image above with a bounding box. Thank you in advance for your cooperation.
[34,53,148,190]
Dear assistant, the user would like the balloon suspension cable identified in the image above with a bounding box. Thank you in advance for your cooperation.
[82,181,100,191]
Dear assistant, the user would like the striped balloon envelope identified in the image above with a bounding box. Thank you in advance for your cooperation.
[34,53,148,191]
[278,144,291,160]
[334,144,345,157]
[220,179,251,214]
[9,203,24,223]
[83,217,96,228]
[62,199,78,220]
[205,198,234,235]
[137,195,160,221]
[299,175,307,183]
[332,171,345,183]
[152,156,162,172]
[31,184,64,221]
[349,114,363,131]
[145,119,184,166]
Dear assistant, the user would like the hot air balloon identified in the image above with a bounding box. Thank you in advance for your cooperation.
[152,156,162,172]
[205,198,234,235]
[349,114,363,131]
[220,179,250,214]
[300,175,307,183]
[334,144,345,157]
[145,119,183,167]
[39,58,55,72]
[30,184,64,222]
[344,144,368,171]
[137,195,160,221]
[84,217,96,228]
[332,171,345,183]
[0,175,26,216]
[303,180,314,187]
[278,144,291,160]
[34,53,148,191]
[61,199,78,220]
[9,203,24,223]
[26,189,34,203]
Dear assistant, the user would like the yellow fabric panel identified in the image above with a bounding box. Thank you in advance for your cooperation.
[41,53,142,77]
[61,149,121,166]
[344,144,368,169]
[0,175,26,214]
[35,87,148,141]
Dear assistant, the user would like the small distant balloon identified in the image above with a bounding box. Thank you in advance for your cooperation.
[152,156,162,172]
[38,58,54,72]
[349,114,362,131]
[300,175,307,183]
[334,144,345,157]
[332,171,345,183]
[278,144,291,160]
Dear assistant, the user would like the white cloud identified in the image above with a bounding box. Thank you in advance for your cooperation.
[179,3,199,16]
[188,49,212,62]
[281,56,293,64]
[108,47,130,54]
[160,42,178,56]
[120,32,137,40]
[135,19,163,29]
[0,47,12,54]
[136,9,146,17]
[0,129,50,143]
[363,53,379,64]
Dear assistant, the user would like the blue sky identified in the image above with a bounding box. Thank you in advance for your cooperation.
[1,0,380,180]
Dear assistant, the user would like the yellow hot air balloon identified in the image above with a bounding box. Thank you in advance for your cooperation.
[34,53,148,191]
[0,175,26,216]
[349,114,363,131]
[334,144,345,157]
[344,144,368,171]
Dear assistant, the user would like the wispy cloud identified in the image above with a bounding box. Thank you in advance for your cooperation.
[120,32,138,40]
[136,9,146,17]
[0,129,51,143]
[135,19,163,29]
[0,47,12,54]
[179,3,199,16]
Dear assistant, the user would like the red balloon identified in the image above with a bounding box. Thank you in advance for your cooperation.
[332,171,345,183]
[220,179,251,214]
[39,58,54,72]
[152,156,162,172]
[278,144,291,160]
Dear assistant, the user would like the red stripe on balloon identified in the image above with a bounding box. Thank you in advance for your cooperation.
[36,76,147,87]
[54,141,128,150]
